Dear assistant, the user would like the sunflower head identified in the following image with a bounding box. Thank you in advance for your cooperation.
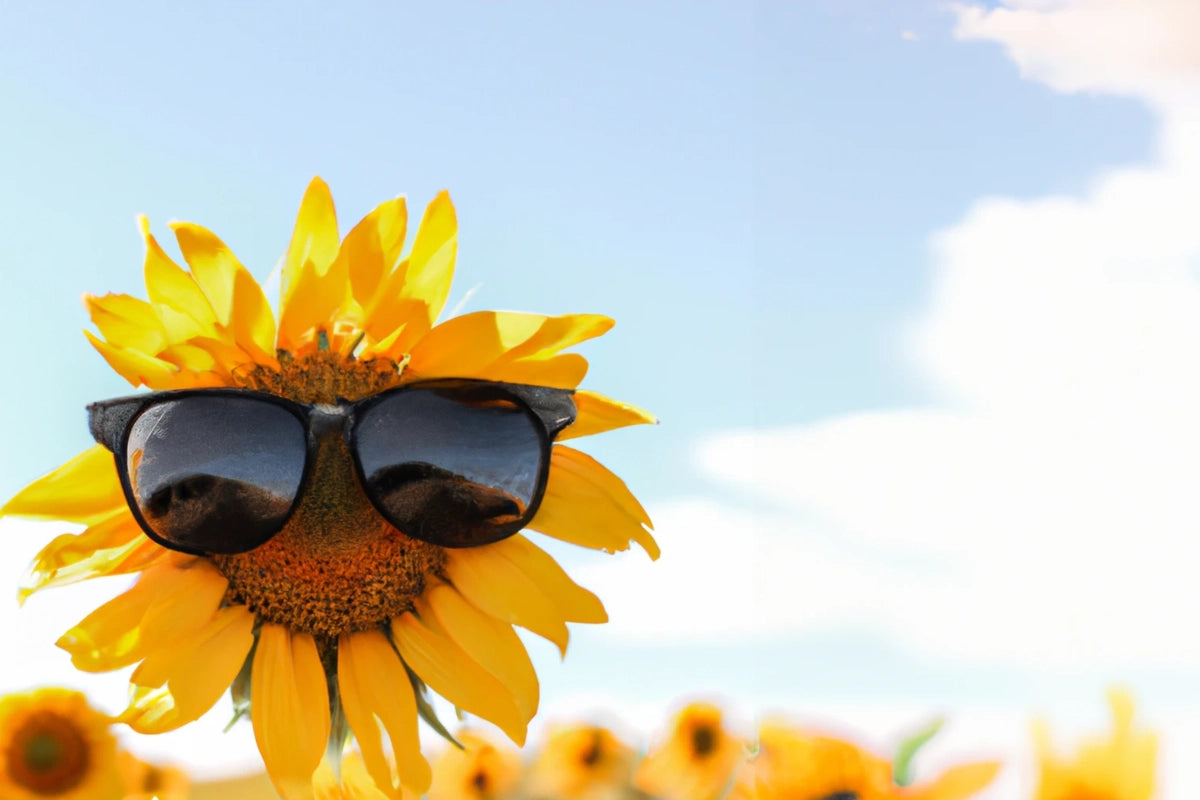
[632,702,746,800]
[1032,688,1156,800]
[0,688,124,800]
[426,730,522,800]
[116,750,189,800]
[1,178,659,799]
[730,720,999,800]
[525,723,636,799]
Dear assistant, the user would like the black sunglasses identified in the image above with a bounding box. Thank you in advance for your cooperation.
[88,379,576,555]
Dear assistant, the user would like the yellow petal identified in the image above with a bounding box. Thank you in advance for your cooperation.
[905,762,1002,800]
[357,296,431,361]
[57,558,225,672]
[531,446,659,559]
[139,215,218,333]
[341,196,408,309]
[558,390,658,440]
[477,353,590,389]
[169,221,242,325]
[170,221,278,363]
[159,342,219,373]
[1,445,126,524]
[84,293,166,354]
[252,625,330,800]
[123,604,255,732]
[419,583,539,721]
[491,314,613,363]
[314,751,395,800]
[18,509,162,602]
[231,266,279,362]
[444,535,606,656]
[280,178,340,340]
[404,311,605,382]
[338,630,431,798]
[391,611,528,745]
[85,330,184,389]
[402,310,510,378]
[405,311,594,382]
[21,536,167,604]
[278,257,351,354]
[404,190,457,324]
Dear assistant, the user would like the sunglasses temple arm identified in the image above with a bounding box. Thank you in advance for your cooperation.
[86,401,140,452]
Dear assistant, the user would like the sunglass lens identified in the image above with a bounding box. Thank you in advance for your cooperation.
[125,397,306,554]
[356,389,544,547]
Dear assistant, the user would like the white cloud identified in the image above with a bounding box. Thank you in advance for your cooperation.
[585,0,1200,671]
[952,0,1200,110]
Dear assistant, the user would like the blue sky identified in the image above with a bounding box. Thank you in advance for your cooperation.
[2,1,1196,796]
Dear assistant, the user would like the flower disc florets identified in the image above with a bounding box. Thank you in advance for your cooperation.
[214,350,446,637]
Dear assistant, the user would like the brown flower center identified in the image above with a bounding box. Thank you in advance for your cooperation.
[5,711,90,795]
[579,730,604,767]
[212,352,445,637]
[691,723,717,758]
[470,769,490,792]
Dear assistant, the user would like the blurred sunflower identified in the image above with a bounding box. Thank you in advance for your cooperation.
[1,178,658,800]
[524,723,636,800]
[733,720,999,800]
[117,750,189,800]
[632,702,746,800]
[427,730,522,800]
[311,751,402,800]
[0,687,124,800]
[1032,688,1156,800]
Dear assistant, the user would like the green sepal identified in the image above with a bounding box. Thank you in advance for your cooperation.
[893,716,945,786]
[406,667,463,749]
[226,629,259,732]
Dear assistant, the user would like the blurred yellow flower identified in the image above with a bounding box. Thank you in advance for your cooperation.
[0,687,124,800]
[633,702,746,800]
[1033,688,1156,800]
[740,721,893,800]
[311,751,410,800]
[427,730,522,800]
[729,720,999,800]
[524,723,636,799]
[1,178,658,800]
[117,750,189,800]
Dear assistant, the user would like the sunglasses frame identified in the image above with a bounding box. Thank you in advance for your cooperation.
[88,379,577,555]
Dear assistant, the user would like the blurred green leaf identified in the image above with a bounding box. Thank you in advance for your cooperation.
[893,716,945,787]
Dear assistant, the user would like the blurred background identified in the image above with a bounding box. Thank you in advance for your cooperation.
[1,1,1197,797]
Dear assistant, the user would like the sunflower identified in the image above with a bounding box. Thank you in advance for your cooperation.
[426,729,522,800]
[1,178,659,800]
[310,751,403,800]
[0,687,124,800]
[117,750,190,800]
[733,720,999,800]
[1032,689,1156,800]
[524,723,636,800]
[632,702,746,800]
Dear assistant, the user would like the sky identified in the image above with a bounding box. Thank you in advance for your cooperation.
[0,0,1196,796]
